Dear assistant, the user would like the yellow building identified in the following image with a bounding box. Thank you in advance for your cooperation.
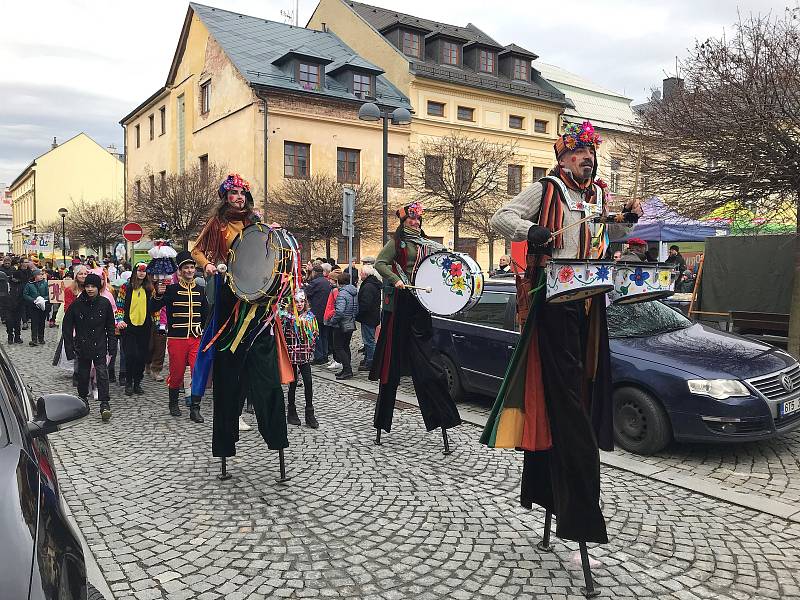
[8,133,124,254]
[308,0,568,267]
[121,2,413,260]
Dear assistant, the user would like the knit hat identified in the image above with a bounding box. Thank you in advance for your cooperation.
[218,173,251,199]
[31,268,42,276]
[85,273,102,288]
[175,250,195,268]
[362,256,376,265]
[628,237,647,247]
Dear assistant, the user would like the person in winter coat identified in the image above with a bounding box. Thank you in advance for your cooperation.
[23,268,49,346]
[63,273,116,422]
[328,272,359,380]
[280,291,319,428]
[305,264,333,365]
[356,265,381,372]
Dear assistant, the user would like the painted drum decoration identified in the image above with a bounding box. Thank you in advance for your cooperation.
[611,261,676,304]
[412,251,484,316]
[227,224,299,304]
[546,259,615,304]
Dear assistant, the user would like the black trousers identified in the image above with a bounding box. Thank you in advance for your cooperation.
[372,292,461,433]
[288,363,313,407]
[76,355,110,403]
[332,327,353,373]
[122,324,150,384]
[520,301,608,544]
[6,305,21,340]
[29,308,46,342]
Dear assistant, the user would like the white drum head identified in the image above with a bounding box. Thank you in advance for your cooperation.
[413,251,483,316]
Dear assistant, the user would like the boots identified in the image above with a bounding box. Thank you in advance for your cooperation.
[124,381,133,396]
[99,401,112,422]
[133,379,144,395]
[287,402,301,426]
[305,404,319,429]
[168,388,182,417]
[189,395,204,423]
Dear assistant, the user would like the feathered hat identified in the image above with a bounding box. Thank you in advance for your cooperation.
[146,222,178,276]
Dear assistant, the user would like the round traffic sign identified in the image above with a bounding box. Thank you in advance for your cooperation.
[122,222,144,242]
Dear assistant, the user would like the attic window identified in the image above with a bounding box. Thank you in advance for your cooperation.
[353,73,372,98]
[479,50,496,74]
[442,41,460,66]
[402,31,421,58]
[298,63,321,91]
[512,58,529,81]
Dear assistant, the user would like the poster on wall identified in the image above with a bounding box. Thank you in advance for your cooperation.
[23,232,55,255]
[48,280,65,304]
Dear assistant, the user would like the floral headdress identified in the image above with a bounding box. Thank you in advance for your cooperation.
[218,173,251,198]
[554,120,602,157]
[396,201,424,221]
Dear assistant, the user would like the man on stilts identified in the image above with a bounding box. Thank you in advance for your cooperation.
[370,202,461,453]
[481,120,641,597]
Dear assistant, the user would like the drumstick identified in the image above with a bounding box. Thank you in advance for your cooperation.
[549,214,596,239]
[402,284,433,293]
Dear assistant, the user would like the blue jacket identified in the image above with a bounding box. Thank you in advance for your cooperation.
[329,284,359,328]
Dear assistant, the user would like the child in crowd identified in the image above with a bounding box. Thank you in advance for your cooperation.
[281,291,319,428]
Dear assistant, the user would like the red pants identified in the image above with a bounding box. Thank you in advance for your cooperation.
[167,337,200,390]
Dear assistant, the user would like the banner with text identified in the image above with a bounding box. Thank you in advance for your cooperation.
[23,232,55,255]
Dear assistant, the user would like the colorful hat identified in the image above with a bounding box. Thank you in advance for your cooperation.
[147,236,178,276]
[628,237,647,246]
[396,201,423,221]
[554,120,602,158]
[218,173,250,199]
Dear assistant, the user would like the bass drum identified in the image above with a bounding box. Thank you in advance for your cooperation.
[227,224,298,304]
[412,251,484,316]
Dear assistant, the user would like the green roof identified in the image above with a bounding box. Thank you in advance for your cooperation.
[190,3,410,108]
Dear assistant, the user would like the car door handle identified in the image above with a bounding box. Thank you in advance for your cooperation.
[452,334,466,340]
[507,345,515,350]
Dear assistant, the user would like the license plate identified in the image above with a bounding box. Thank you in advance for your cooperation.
[780,398,800,417]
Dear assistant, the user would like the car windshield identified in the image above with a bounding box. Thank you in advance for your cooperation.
[607,301,692,338]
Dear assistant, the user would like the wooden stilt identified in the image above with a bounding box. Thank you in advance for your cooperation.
[375,429,382,445]
[579,542,600,598]
[441,427,452,455]
[537,510,554,552]
[217,457,231,481]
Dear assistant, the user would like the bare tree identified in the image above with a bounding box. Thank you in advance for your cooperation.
[68,198,125,256]
[622,9,800,356]
[405,132,517,249]
[269,174,382,257]
[131,162,227,249]
[460,194,508,271]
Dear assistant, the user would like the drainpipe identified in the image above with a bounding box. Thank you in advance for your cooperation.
[256,92,269,216]
[122,123,129,260]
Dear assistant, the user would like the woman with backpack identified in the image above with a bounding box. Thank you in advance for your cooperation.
[327,272,358,380]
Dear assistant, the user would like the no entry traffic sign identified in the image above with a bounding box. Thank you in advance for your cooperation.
[122,222,144,243]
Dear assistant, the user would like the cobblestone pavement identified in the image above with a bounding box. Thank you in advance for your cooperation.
[9,335,800,599]
[342,328,800,506]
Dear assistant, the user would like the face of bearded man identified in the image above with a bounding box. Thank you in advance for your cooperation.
[226,187,246,209]
[559,146,595,182]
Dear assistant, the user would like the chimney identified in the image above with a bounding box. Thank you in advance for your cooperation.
[650,89,661,102]
[662,77,684,101]
[51,136,58,150]
[107,143,117,154]
[321,22,327,32]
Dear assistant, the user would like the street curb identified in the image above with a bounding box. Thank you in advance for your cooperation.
[313,366,800,524]
[54,449,116,600]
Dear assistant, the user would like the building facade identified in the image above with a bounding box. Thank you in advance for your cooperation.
[0,186,12,254]
[121,2,412,261]
[308,0,568,266]
[8,134,124,254]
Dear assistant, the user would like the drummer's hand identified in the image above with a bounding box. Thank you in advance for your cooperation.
[156,282,167,295]
[394,280,405,289]
[269,222,281,229]
[623,198,643,217]
[527,224,552,246]
[205,263,217,276]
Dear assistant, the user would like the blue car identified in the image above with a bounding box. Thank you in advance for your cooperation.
[430,279,800,454]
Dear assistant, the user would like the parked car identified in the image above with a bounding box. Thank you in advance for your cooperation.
[431,279,800,455]
[0,344,97,599]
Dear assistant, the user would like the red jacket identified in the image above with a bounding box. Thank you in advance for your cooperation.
[324,288,338,323]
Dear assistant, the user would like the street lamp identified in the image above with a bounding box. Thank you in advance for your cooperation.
[358,102,412,244]
[6,230,10,254]
[58,207,68,269]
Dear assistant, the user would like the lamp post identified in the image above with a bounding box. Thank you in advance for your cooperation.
[58,207,68,269]
[358,102,412,244]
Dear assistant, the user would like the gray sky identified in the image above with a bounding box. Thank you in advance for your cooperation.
[0,0,789,185]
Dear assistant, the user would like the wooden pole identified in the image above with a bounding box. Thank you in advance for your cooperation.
[687,256,704,318]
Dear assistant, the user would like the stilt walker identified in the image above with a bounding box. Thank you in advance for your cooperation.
[369,202,461,453]
[190,174,297,482]
[481,121,642,597]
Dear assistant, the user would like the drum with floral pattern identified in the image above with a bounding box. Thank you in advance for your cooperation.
[610,262,676,304]
[545,259,615,304]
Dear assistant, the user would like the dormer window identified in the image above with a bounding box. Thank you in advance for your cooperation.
[402,31,421,58]
[479,50,496,74]
[299,63,321,90]
[353,73,372,97]
[512,58,529,81]
[442,41,460,66]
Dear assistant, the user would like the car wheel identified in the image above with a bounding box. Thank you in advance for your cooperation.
[439,354,465,403]
[613,387,671,455]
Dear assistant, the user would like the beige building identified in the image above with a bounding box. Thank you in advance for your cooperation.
[308,0,569,266]
[8,134,124,254]
[121,2,412,261]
